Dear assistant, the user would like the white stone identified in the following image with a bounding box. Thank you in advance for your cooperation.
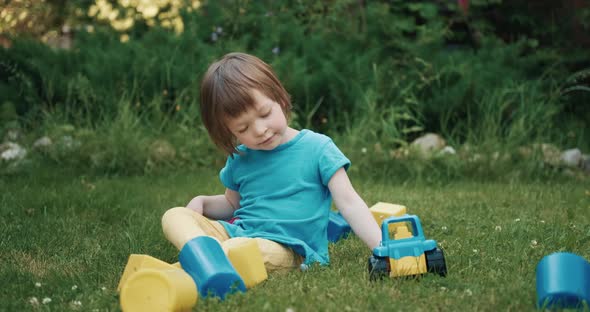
[33,136,53,148]
[560,148,582,167]
[410,133,446,154]
[525,143,561,165]
[150,139,176,162]
[59,135,80,149]
[538,143,560,166]
[5,129,20,141]
[439,146,456,155]
[29,297,39,306]
[0,142,26,161]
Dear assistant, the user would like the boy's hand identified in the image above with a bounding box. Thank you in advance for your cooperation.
[186,191,239,220]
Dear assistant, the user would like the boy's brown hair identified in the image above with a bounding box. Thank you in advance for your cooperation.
[200,52,292,155]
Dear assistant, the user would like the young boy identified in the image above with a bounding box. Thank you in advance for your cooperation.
[162,52,381,271]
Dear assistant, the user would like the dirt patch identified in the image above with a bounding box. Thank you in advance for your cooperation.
[8,250,82,278]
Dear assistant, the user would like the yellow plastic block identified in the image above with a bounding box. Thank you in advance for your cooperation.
[370,202,407,225]
[120,269,198,312]
[117,254,177,292]
[394,225,413,240]
[389,254,427,277]
[227,239,268,288]
[370,202,408,234]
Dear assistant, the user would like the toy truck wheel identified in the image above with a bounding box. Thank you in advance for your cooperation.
[425,247,447,277]
[368,256,389,280]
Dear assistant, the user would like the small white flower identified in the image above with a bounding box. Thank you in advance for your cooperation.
[472,249,478,253]
[531,240,538,248]
[34,282,41,288]
[29,297,39,306]
[514,218,521,222]
[540,220,545,224]
[42,297,52,304]
[101,286,107,291]
[440,286,448,292]
[72,285,78,290]
[285,308,295,312]
[465,289,473,296]
[272,46,280,55]
[441,226,448,231]
[361,147,367,154]
[72,300,82,307]
[495,225,502,231]
[211,32,218,42]
[216,26,223,34]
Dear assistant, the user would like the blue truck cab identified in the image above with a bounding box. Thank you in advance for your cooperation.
[369,214,447,279]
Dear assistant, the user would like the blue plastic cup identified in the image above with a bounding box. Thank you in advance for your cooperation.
[179,236,246,299]
[536,252,590,309]
[327,211,351,243]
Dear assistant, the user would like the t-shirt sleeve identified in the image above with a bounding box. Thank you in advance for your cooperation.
[319,139,351,186]
[219,156,239,191]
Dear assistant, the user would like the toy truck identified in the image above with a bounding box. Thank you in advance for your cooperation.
[368,214,447,279]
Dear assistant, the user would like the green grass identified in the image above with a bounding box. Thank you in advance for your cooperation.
[1,166,589,311]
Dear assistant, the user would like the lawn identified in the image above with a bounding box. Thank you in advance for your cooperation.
[1,166,589,311]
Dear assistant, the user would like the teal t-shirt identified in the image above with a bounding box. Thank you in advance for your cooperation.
[219,129,350,265]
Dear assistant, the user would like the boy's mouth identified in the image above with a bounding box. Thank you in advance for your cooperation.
[259,134,275,146]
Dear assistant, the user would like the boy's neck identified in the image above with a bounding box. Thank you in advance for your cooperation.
[280,127,300,144]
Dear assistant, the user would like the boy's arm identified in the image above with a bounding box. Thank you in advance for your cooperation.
[328,168,381,250]
[186,188,241,220]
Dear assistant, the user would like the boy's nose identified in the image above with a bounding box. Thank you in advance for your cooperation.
[253,120,267,136]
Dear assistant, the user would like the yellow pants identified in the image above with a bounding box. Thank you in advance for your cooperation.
[161,207,303,272]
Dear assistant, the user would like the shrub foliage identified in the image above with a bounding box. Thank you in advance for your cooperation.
[0,0,588,175]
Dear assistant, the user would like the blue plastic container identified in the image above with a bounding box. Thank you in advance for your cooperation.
[536,252,590,309]
[327,211,351,243]
[179,236,246,299]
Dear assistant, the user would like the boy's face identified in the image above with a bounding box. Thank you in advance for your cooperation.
[226,89,291,151]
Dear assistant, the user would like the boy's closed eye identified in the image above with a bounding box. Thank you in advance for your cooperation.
[236,110,271,133]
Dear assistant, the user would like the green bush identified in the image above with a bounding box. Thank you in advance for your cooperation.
[0,1,588,177]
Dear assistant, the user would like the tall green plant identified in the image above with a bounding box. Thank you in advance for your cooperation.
[1,0,588,176]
